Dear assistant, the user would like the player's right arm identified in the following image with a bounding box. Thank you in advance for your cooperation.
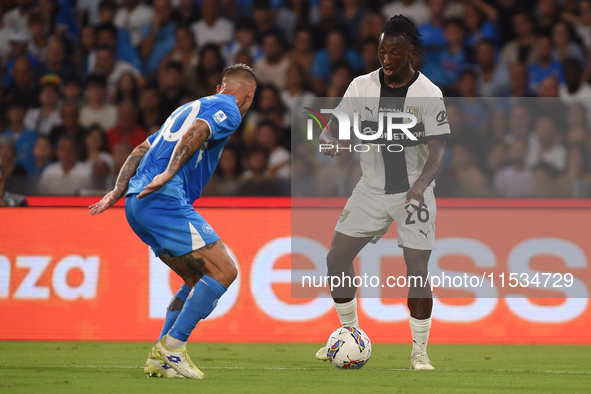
[137,119,211,199]
[319,120,344,159]
[89,139,151,215]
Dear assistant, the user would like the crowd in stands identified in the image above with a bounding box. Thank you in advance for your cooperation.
[1,0,591,199]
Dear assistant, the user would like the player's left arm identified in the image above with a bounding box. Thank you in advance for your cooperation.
[137,119,210,199]
[89,139,151,215]
[405,139,446,214]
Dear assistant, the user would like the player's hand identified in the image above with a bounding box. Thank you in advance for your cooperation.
[320,137,344,158]
[137,172,173,199]
[89,189,122,215]
[405,186,424,215]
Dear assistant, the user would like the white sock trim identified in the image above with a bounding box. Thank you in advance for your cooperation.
[166,335,187,350]
[409,316,431,354]
[335,299,359,328]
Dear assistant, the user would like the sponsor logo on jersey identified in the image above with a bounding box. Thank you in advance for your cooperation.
[436,110,448,126]
[214,110,227,124]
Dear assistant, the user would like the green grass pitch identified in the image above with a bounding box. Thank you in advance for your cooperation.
[0,342,589,393]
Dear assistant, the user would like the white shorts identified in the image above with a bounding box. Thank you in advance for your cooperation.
[334,185,437,250]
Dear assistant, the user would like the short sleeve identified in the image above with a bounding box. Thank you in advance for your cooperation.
[196,98,241,141]
[147,128,161,145]
[334,80,361,120]
[422,95,451,139]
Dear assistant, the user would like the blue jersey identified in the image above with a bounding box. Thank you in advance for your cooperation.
[128,94,242,203]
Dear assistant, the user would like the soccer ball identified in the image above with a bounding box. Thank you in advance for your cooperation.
[326,327,371,369]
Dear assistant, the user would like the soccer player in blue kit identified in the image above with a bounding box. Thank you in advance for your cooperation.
[89,64,257,379]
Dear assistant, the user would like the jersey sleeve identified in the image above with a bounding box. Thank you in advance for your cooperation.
[147,128,161,145]
[334,79,362,117]
[196,99,242,141]
[422,94,451,139]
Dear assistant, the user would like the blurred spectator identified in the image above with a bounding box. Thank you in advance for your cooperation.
[360,37,380,75]
[309,0,347,52]
[37,136,93,195]
[310,28,362,89]
[291,156,317,196]
[0,136,28,191]
[159,61,188,117]
[500,10,537,68]
[186,43,224,98]
[139,0,177,75]
[561,0,591,51]
[191,0,234,49]
[202,146,243,195]
[528,35,565,93]
[84,125,114,177]
[493,139,534,197]
[73,25,95,76]
[439,144,490,196]
[234,48,253,68]
[254,32,291,90]
[418,0,447,80]
[244,84,286,144]
[536,0,560,37]
[92,22,142,74]
[508,63,535,98]
[165,26,198,77]
[40,37,74,80]
[276,0,306,44]
[223,18,262,67]
[339,0,367,45]
[172,0,201,28]
[0,4,11,66]
[504,104,535,146]
[62,75,83,104]
[565,102,590,138]
[24,75,63,136]
[526,116,567,172]
[80,73,118,130]
[114,0,154,47]
[30,135,54,177]
[3,30,42,88]
[381,0,430,26]
[358,12,386,43]
[316,150,361,196]
[532,162,558,197]
[27,10,48,63]
[236,145,286,196]
[0,164,27,207]
[281,62,314,112]
[433,18,469,90]
[93,46,140,101]
[252,0,287,44]
[106,101,146,152]
[114,72,140,104]
[255,120,290,179]
[138,84,165,130]
[475,39,510,97]
[49,101,85,151]
[557,146,591,196]
[551,21,585,67]
[463,0,499,48]
[77,0,101,27]
[2,98,37,175]
[326,61,354,98]
[3,0,34,33]
[559,58,591,108]
[286,28,314,72]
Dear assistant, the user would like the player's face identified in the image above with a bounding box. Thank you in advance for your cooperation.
[378,34,413,79]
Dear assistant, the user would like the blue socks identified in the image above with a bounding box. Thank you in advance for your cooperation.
[158,284,192,341]
[168,275,227,342]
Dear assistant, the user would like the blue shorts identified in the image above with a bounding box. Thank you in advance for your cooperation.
[125,193,220,257]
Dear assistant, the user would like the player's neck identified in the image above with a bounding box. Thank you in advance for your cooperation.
[383,66,416,89]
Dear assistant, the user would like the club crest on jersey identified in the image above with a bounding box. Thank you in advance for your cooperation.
[214,110,227,124]
[406,106,419,118]
[339,209,350,223]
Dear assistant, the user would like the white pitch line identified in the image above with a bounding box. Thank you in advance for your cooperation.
[2,365,591,374]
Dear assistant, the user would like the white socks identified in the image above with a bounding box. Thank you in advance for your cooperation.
[165,335,186,350]
[335,299,359,328]
[409,316,431,355]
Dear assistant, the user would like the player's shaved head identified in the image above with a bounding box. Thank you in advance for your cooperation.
[221,63,257,88]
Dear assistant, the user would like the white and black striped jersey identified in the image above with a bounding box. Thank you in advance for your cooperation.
[336,69,451,194]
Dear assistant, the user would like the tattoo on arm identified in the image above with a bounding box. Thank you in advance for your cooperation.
[201,240,219,251]
[166,121,210,176]
[113,143,150,200]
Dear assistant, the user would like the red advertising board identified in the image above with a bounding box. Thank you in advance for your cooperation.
[1,198,590,344]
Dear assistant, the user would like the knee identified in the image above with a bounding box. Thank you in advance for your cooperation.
[216,258,238,287]
[326,248,353,275]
